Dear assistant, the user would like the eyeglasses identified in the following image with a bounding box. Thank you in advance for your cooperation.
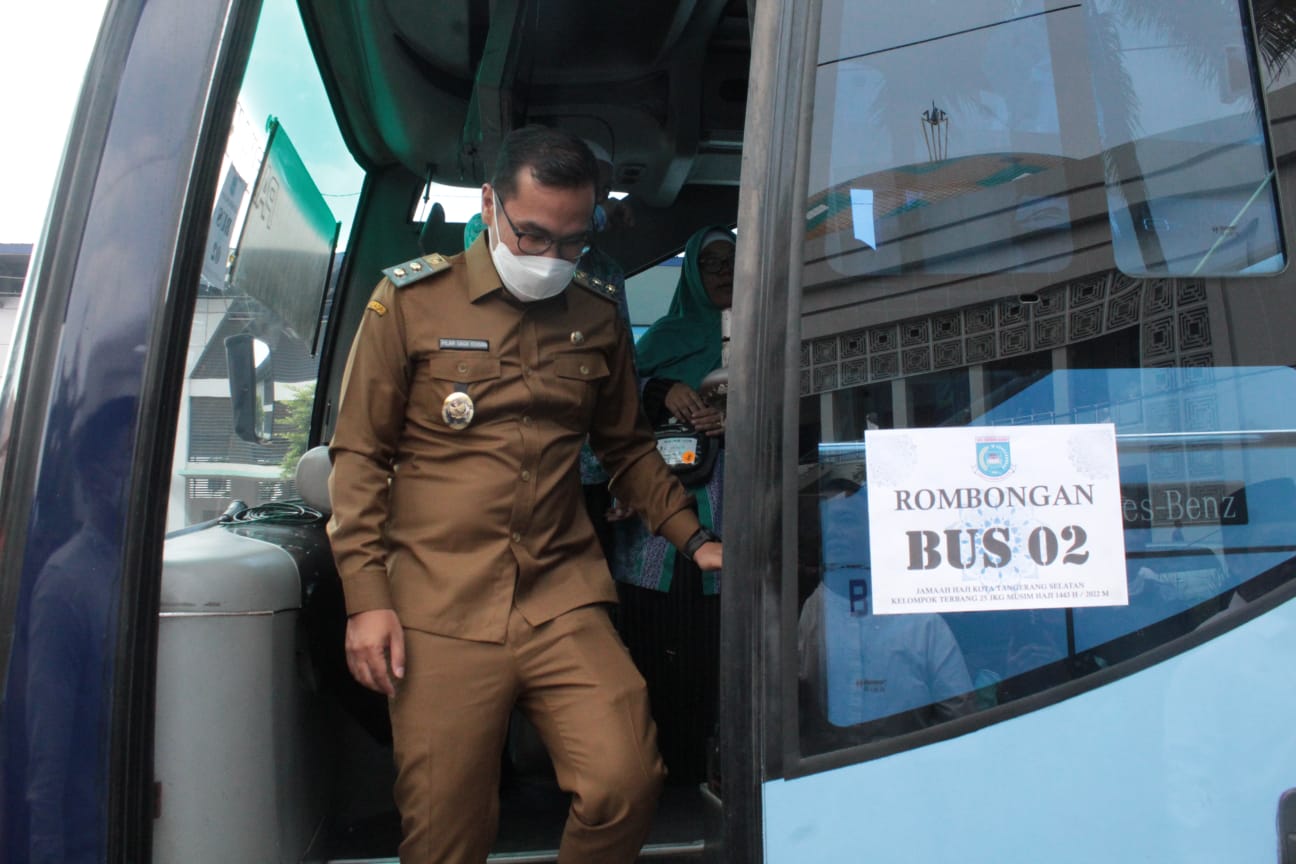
[495,194,591,261]
[697,253,735,274]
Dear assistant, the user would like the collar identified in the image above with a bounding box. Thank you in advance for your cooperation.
[464,230,569,310]
[465,232,505,302]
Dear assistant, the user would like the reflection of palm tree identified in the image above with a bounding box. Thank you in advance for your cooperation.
[1103,1,1229,87]
[1085,5,1165,268]
[1254,0,1296,80]
[1107,0,1296,86]
[1091,0,1296,271]
[1084,9,1138,144]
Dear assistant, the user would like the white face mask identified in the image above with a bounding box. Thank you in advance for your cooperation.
[489,203,578,302]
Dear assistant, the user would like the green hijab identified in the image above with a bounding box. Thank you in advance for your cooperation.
[634,225,734,388]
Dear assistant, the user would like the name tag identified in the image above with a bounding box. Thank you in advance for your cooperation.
[440,338,489,351]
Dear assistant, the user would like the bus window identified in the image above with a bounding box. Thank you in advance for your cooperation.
[806,0,1092,281]
[1086,0,1285,276]
[166,0,360,533]
[793,0,1296,764]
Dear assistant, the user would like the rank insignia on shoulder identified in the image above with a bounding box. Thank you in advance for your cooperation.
[572,268,619,302]
[366,299,388,317]
[382,253,453,288]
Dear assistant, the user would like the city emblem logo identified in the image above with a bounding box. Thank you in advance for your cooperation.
[975,437,1012,478]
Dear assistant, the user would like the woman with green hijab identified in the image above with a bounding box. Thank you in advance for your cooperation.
[613,224,734,785]
[621,225,733,590]
[635,226,733,409]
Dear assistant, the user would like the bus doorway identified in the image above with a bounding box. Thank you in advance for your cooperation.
[0,0,751,862]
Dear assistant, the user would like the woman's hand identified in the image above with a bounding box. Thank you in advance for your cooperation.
[664,382,725,436]
[664,382,705,423]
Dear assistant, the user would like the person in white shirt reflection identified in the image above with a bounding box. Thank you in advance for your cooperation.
[798,478,973,731]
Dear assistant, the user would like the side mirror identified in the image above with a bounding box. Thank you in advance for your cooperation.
[225,333,273,444]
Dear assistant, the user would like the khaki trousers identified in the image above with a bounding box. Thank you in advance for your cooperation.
[390,604,665,863]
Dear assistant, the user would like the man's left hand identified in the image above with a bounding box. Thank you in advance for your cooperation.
[694,541,722,571]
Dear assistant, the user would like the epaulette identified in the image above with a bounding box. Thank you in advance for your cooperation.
[572,268,619,303]
[381,253,453,288]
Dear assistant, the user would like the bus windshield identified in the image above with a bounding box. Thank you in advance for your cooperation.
[794,0,1296,763]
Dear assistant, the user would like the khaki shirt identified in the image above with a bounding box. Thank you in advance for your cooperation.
[327,236,701,642]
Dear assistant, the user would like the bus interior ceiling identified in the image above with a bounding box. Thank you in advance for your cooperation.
[301,0,749,266]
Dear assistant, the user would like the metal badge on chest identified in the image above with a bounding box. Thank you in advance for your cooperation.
[442,385,474,430]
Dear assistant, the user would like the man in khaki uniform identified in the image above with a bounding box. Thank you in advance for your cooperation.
[327,126,722,863]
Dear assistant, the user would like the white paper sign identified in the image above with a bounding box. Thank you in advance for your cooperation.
[864,424,1128,615]
[201,166,247,287]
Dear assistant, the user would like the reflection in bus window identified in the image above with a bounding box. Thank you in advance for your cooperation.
[798,480,973,743]
[808,0,1086,280]
[805,0,1283,286]
[1085,0,1284,276]
[796,0,1296,762]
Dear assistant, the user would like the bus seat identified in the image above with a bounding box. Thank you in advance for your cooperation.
[296,445,332,515]
[418,201,468,256]
[294,444,394,743]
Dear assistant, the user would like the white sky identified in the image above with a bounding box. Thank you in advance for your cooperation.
[0,1,603,247]
[0,0,481,247]
[0,2,109,244]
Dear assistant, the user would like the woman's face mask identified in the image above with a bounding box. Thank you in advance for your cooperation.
[489,198,579,302]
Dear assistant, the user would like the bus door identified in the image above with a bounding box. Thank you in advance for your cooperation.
[0,0,267,860]
[729,1,1296,861]
[2,0,755,860]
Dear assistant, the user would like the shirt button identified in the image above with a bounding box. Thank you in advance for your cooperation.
[511,532,522,543]
[522,416,532,426]
[457,362,468,374]
[579,364,590,375]
[520,470,531,481]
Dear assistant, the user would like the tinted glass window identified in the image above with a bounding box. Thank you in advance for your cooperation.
[795,0,1296,758]
[806,0,1281,285]
[166,0,361,531]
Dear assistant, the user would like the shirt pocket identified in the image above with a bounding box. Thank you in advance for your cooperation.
[551,352,611,427]
[419,353,503,428]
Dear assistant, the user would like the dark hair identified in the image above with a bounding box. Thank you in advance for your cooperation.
[491,126,599,201]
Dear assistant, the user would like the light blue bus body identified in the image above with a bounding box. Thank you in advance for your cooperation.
[768,601,1296,863]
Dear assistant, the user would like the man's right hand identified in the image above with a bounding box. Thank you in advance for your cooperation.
[346,608,405,697]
